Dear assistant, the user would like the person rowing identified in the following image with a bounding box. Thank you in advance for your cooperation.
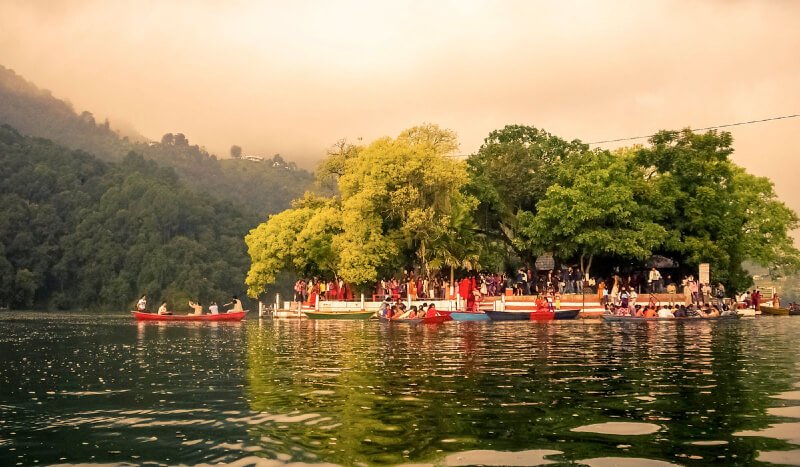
[188,300,203,316]
[224,296,244,313]
[157,301,172,315]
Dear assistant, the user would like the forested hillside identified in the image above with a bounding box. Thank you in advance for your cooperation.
[0,65,313,218]
[0,125,256,310]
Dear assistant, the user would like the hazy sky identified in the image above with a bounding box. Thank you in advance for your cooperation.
[0,0,798,221]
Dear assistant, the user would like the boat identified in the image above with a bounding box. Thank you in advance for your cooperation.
[379,315,449,324]
[555,309,581,320]
[304,310,375,320]
[760,305,790,316]
[602,313,739,322]
[485,311,532,321]
[449,311,490,321]
[132,311,247,321]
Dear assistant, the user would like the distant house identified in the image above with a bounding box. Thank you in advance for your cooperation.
[242,155,264,162]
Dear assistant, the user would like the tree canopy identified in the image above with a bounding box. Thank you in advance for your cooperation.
[0,125,254,310]
[245,124,478,296]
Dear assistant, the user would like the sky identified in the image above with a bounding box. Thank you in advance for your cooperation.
[0,0,798,223]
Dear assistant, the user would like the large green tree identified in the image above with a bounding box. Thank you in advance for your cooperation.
[636,129,799,291]
[518,148,667,277]
[466,125,587,265]
[245,124,478,296]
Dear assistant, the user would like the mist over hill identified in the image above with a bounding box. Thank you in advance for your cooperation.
[0,65,314,218]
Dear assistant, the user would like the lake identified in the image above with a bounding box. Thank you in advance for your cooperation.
[1,312,799,466]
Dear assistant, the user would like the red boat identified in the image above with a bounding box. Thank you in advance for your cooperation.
[131,311,248,322]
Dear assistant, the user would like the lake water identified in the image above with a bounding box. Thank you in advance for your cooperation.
[1,312,799,466]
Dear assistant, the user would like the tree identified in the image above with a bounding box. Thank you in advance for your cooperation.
[466,125,587,266]
[636,129,800,291]
[245,124,478,296]
[161,133,174,145]
[518,148,667,277]
[230,145,242,159]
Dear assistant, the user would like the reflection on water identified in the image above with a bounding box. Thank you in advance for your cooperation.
[1,313,799,465]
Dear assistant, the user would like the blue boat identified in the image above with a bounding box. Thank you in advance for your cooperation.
[449,311,490,321]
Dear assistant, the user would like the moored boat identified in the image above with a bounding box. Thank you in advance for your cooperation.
[485,311,531,321]
[304,310,375,320]
[602,313,739,322]
[554,309,581,320]
[760,305,790,316]
[522,308,581,321]
[132,311,247,321]
[449,311,490,321]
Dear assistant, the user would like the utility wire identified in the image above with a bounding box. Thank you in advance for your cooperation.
[587,113,799,145]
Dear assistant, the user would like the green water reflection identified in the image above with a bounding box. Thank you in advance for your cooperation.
[243,319,800,465]
[0,313,799,465]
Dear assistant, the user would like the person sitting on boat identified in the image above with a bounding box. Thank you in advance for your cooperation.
[657,306,674,318]
[396,305,416,320]
[673,305,688,318]
[136,295,147,312]
[643,306,657,318]
[157,302,171,315]
[224,296,244,313]
[209,301,219,315]
[188,300,203,316]
[425,303,440,318]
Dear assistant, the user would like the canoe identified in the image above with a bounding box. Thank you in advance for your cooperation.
[379,315,449,324]
[555,309,581,320]
[449,311,490,321]
[132,311,247,321]
[602,313,739,322]
[304,310,375,320]
[760,305,790,316]
[485,311,531,321]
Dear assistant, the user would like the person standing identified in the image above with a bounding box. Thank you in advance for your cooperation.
[648,268,662,294]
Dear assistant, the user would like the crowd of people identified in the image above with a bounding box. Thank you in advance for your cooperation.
[378,301,445,320]
[293,266,791,312]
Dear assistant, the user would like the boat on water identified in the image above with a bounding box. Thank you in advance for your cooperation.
[132,311,247,322]
[602,313,739,322]
[553,309,581,320]
[485,311,533,321]
[379,315,449,324]
[449,311,490,321]
[304,310,375,320]
[760,306,790,316]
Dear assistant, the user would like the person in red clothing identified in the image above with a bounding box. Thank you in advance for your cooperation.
[425,303,440,318]
[459,275,476,311]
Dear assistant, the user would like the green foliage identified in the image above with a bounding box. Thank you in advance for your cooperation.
[0,65,314,219]
[636,129,800,291]
[518,148,667,275]
[245,124,478,295]
[466,124,588,265]
[0,125,254,310]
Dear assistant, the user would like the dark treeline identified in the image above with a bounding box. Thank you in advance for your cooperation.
[0,65,314,219]
[0,125,256,310]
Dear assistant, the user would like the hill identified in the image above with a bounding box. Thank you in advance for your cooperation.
[0,65,313,218]
[0,125,257,310]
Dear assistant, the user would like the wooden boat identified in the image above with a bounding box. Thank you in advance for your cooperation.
[760,305,790,316]
[449,311,490,321]
[304,310,374,320]
[379,315,449,324]
[602,313,739,322]
[554,309,581,320]
[132,311,247,321]
[485,311,531,321]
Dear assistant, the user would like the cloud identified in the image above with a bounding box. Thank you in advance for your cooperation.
[0,0,798,225]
